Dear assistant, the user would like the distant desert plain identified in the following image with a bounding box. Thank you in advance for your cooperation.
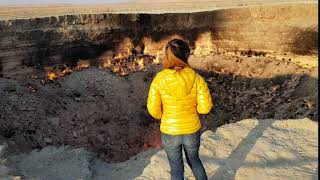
[0,0,317,20]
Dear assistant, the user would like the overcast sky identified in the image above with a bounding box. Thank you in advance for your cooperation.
[0,0,128,5]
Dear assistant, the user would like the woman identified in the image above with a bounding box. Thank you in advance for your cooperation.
[147,39,212,180]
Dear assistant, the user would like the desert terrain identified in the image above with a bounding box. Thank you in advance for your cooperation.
[0,0,317,20]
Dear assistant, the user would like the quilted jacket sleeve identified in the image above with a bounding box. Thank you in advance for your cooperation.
[196,75,213,114]
[147,76,162,119]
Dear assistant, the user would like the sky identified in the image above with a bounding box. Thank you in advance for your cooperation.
[0,0,129,5]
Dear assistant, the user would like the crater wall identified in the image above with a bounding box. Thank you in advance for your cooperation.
[0,3,317,74]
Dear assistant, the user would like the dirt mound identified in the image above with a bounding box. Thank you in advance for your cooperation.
[0,66,162,163]
[1,118,317,180]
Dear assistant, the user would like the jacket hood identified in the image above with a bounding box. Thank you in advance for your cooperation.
[160,67,196,98]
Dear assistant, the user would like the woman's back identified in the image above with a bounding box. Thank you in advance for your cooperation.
[147,67,212,135]
[147,39,211,180]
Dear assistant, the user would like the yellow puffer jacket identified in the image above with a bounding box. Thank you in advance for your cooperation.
[147,67,212,135]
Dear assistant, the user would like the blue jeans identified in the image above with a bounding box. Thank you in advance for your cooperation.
[161,130,208,180]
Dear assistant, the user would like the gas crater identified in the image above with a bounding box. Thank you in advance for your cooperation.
[0,3,318,162]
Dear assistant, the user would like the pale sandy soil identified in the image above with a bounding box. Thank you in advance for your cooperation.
[0,118,317,180]
[0,0,317,20]
[137,118,318,180]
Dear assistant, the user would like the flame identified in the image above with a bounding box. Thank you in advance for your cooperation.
[144,46,150,55]
[120,70,128,76]
[29,85,37,92]
[112,66,120,73]
[114,53,123,59]
[137,58,145,70]
[99,47,162,76]
[45,60,90,82]
[44,47,162,82]
[114,51,130,60]
[75,60,90,70]
[77,63,90,69]
[62,66,72,75]
[128,62,136,71]
[101,59,112,69]
[153,52,160,65]
[31,74,38,79]
[48,72,57,81]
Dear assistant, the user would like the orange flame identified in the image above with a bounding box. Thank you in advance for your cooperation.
[137,58,145,70]
[99,48,162,76]
[144,46,150,55]
[114,54,122,59]
[127,48,131,55]
[153,52,160,65]
[75,60,90,70]
[62,66,72,75]
[114,51,129,60]
[112,66,120,73]
[128,62,136,71]
[48,72,57,81]
[120,70,128,76]
[45,60,91,82]
[101,59,112,69]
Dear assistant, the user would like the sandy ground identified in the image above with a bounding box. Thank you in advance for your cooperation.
[138,118,318,180]
[0,0,317,20]
[0,118,317,180]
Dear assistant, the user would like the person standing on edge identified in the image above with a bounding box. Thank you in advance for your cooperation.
[147,39,212,180]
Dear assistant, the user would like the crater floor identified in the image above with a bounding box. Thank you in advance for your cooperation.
[0,52,318,164]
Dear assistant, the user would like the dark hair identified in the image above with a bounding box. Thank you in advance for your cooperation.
[165,39,190,64]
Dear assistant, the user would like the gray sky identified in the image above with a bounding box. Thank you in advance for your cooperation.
[0,0,129,5]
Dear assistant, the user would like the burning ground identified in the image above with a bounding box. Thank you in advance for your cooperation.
[0,50,318,163]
